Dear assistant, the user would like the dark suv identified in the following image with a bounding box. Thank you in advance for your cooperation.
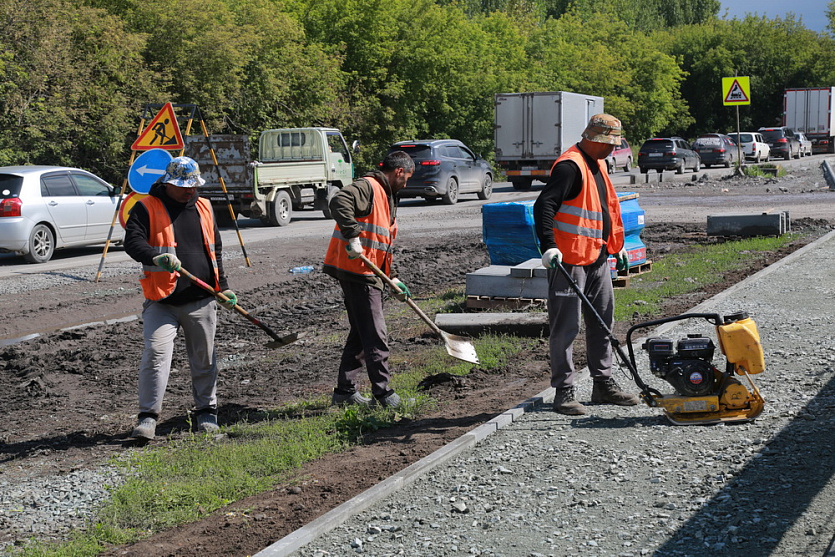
[758,127,801,160]
[388,139,493,204]
[637,137,701,174]
[692,133,738,168]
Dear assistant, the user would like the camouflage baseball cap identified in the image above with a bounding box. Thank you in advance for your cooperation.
[581,113,623,145]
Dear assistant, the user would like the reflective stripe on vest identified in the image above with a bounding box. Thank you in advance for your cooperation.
[139,196,220,301]
[550,145,624,266]
[323,177,397,277]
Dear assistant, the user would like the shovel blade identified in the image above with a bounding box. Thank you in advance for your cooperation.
[265,331,303,349]
[440,331,479,364]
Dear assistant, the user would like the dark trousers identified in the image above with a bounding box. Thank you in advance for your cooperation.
[337,280,393,399]
[546,249,614,390]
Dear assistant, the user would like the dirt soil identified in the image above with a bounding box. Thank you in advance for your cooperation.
[0,169,833,556]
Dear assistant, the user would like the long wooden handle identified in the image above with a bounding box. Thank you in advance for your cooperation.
[176,266,285,343]
[357,253,443,335]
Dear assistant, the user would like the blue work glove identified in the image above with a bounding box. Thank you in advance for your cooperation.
[392,279,411,301]
[345,237,363,259]
[153,253,181,273]
[541,248,562,269]
[219,290,237,310]
[616,248,630,272]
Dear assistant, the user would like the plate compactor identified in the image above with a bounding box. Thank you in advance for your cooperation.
[557,263,765,425]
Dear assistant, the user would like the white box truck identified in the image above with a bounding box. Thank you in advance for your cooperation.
[494,91,604,190]
[783,87,835,154]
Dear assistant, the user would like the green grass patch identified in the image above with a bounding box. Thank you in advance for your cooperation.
[615,234,798,320]
[16,325,530,557]
[743,163,785,177]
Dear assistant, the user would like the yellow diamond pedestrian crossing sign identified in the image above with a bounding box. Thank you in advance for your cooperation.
[722,76,751,106]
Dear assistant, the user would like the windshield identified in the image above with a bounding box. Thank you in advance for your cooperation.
[760,130,784,142]
[0,174,23,198]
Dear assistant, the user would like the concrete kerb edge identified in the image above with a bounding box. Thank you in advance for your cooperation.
[255,393,551,557]
[255,228,835,557]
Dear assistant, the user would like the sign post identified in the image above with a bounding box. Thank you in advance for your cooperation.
[723,76,751,174]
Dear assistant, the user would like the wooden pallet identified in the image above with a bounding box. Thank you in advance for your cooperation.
[466,295,547,310]
[616,260,652,277]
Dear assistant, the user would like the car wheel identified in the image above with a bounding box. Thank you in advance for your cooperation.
[623,157,632,173]
[725,159,731,168]
[24,223,55,263]
[693,159,701,172]
[784,151,791,161]
[268,190,292,226]
[477,174,493,200]
[442,176,458,205]
[676,161,684,174]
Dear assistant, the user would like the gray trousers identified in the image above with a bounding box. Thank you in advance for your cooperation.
[337,280,392,399]
[547,249,614,390]
[138,297,218,416]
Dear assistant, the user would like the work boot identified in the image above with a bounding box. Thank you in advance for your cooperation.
[375,392,403,409]
[591,377,640,406]
[552,387,587,415]
[131,416,157,440]
[196,413,220,433]
[331,389,373,407]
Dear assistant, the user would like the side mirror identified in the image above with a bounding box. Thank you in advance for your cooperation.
[112,184,122,196]
[351,140,360,153]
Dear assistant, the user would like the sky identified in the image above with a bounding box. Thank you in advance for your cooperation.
[719,0,830,33]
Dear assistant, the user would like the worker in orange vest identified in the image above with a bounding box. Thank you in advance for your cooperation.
[124,156,236,440]
[534,114,640,415]
[323,151,415,409]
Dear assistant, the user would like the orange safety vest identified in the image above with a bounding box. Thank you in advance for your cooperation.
[549,145,624,266]
[323,177,398,277]
[138,196,220,301]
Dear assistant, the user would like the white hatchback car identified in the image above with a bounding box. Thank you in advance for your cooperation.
[728,132,770,163]
[0,166,124,263]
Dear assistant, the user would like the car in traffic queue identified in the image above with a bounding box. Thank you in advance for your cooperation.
[388,139,493,204]
[604,138,633,173]
[692,133,738,168]
[0,166,124,263]
[727,132,771,163]
[759,126,801,160]
[796,131,813,157]
[637,137,701,174]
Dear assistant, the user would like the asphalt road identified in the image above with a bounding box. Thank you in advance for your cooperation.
[0,153,829,278]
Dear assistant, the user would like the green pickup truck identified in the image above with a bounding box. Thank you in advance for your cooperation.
[186,127,358,227]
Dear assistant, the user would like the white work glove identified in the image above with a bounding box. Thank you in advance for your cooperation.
[345,237,363,259]
[541,247,562,269]
[616,247,630,271]
[153,253,181,273]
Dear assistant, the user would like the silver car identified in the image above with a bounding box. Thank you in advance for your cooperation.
[0,166,124,263]
[796,131,813,157]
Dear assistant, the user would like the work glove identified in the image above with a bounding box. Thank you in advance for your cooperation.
[541,247,562,269]
[392,279,411,302]
[153,253,181,273]
[616,248,630,272]
[219,290,237,310]
[345,237,363,259]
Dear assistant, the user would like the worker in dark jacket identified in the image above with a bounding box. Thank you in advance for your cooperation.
[124,156,236,440]
[323,151,415,409]
[533,114,640,415]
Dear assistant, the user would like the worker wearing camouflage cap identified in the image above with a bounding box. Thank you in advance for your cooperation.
[533,114,640,415]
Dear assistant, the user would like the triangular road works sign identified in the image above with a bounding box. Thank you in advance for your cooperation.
[722,77,751,106]
[131,103,185,151]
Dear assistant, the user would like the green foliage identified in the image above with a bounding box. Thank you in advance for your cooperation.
[663,17,835,138]
[0,0,830,186]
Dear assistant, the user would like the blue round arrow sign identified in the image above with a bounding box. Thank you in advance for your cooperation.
[129,149,173,194]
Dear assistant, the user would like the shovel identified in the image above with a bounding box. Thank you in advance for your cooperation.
[177,266,300,348]
[358,253,479,364]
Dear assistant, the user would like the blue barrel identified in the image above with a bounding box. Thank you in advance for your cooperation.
[482,193,646,267]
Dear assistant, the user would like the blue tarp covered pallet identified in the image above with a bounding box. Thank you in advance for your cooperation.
[481,192,647,268]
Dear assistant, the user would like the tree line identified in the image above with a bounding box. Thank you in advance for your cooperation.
[0,0,833,183]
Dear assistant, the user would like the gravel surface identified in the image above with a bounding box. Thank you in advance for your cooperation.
[290,231,835,557]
